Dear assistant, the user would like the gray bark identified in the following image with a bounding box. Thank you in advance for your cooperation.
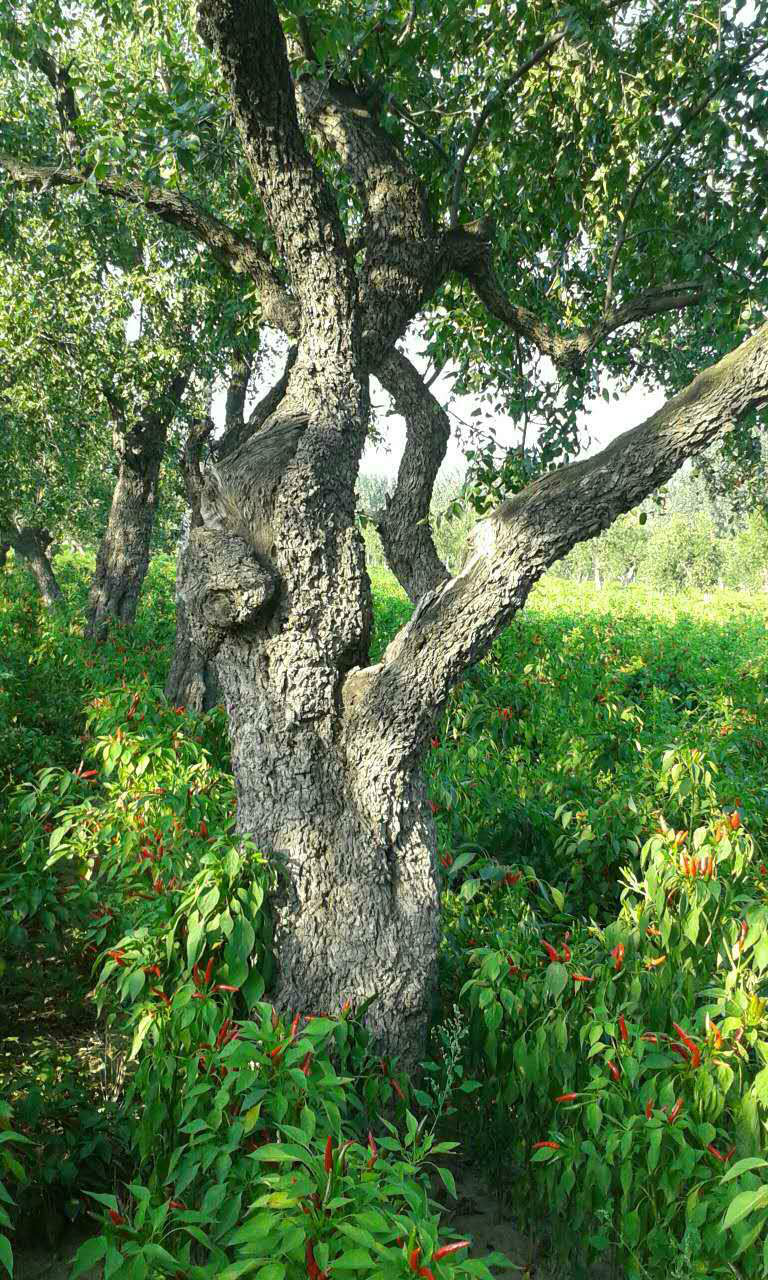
[374,349,450,601]
[5,526,63,606]
[86,371,189,642]
[165,514,222,712]
[188,0,768,1067]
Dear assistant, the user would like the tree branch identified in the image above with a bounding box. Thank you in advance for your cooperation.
[344,319,768,756]
[448,227,706,370]
[289,64,441,360]
[0,152,300,336]
[449,28,566,229]
[215,345,298,462]
[373,348,450,600]
[197,0,357,364]
[1,18,80,152]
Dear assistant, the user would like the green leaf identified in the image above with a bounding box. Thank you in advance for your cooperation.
[722,1186,768,1230]
[0,1233,12,1279]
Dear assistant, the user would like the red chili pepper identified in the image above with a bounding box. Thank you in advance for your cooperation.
[80,769,98,779]
[107,949,127,966]
[560,941,571,962]
[408,1246,422,1272]
[269,1044,283,1062]
[306,1239,319,1280]
[323,1134,333,1173]
[645,1098,653,1119]
[300,1052,313,1075]
[668,1098,683,1124]
[143,964,162,978]
[204,956,215,986]
[440,853,453,867]
[216,1019,231,1049]
[729,811,741,830]
[290,1013,301,1038]
[391,1079,405,1101]
[199,819,208,838]
[431,737,439,749]
[505,871,521,886]
[611,943,625,972]
[618,1014,629,1042]
[707,1144,727,1162]
[672,1022,701,1068]
[433,1242,471,1261]
[532,1141,560,1150]
[573,974,593,983]
[725,1145,736,1161]
[555,1093,579,1102]
[108,1209,126,1226]
[213,984,238,993]
[606,1060,621,1082]
[542,940,559,963]
[668,1042,690,1062]
[168,1199,186,1210]
[151,988,171,1006]
[641,1033,658,1044]
[418,1270,435,1280]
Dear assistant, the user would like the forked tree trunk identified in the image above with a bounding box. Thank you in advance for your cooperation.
[86,371,189,642]
[6,526,63,606]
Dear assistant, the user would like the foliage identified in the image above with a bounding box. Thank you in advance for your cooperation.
[2,558,768,1278]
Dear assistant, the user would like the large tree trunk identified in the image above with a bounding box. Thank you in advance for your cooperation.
[86,371,188,642]
[6,526,63,606]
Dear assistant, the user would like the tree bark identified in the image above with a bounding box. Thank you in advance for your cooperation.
[5,526,63,606]
[0,542,9,569]
[86,371,189,642]
[373,348,450,601]
[165,512,222,712]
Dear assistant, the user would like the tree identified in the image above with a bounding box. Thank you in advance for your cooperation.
[2,0,767,1059]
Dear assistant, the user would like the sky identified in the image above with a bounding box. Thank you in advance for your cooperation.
[228,332,667,483]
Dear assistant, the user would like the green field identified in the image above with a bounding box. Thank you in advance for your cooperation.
[2,556,768,1279]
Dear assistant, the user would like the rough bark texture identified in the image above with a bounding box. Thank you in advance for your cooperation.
[181,2,768,1065]
[5,526,63,606]
[165,513,222,712]
[374,348,450,600]
[86,372,188,642]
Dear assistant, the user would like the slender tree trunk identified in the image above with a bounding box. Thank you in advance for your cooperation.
[165,512,221,711]
[86,371,188,642]
[0,542,9,568]
[6,527,63,606]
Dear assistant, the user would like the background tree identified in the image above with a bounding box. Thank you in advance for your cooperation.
[1,0,767,1059]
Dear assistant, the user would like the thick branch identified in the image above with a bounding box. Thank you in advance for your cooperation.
[344,320,768,756]
[290,66,441,358]
[0,152,299,336]
[197,0,357,363]
[373,349,450,600]
[452,233,705,370]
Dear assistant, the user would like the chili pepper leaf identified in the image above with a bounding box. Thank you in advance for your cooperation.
[722,1186,768,1231]
[545,962,568,999]
[720,1157,768,1184]
[0,1235,12,1280]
